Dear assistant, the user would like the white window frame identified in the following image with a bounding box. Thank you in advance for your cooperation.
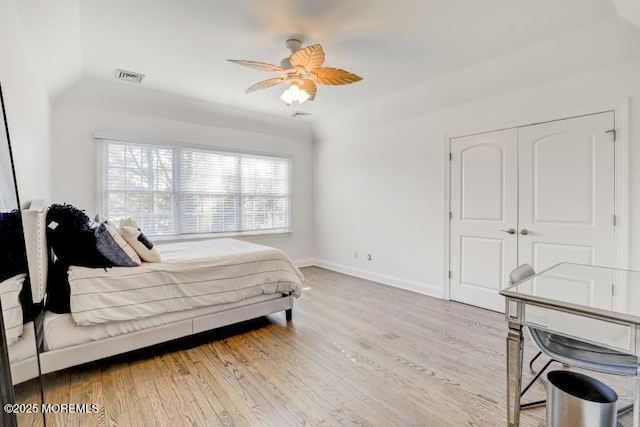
[96,136,293,237]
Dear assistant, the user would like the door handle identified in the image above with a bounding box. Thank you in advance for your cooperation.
[500,228,516,235]
[520,229,533,235]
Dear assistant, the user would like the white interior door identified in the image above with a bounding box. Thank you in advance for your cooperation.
[517,112,615,272]
[449,129,519,312]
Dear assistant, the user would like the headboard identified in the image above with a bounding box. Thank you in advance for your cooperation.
[22,200,48,304]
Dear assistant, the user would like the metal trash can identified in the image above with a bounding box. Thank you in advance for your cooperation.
[547,370,617,427]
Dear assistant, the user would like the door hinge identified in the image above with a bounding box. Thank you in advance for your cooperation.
[606,129,617,142]
[449,152,452,161]
[449,211,453,220]
[448,270,452,278]
[612,284,615,296]
[613,215,617,226]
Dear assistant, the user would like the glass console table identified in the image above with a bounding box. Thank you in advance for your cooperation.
[500,263,640,427]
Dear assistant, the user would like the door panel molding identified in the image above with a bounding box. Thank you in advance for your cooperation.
[530,132,595,225]
[460,143,505,221]
[460,236,505,290]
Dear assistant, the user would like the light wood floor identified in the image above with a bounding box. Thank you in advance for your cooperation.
[15,266,636,426]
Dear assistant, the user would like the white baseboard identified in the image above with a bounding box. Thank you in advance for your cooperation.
[293,258,317,268]
[311,259,443,299]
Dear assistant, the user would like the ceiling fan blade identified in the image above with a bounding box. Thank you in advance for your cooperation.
[246,77,285,93]
[227,59,283,73]
[311,67,363,85]
[290,44,325,70]
[299,80,317,101]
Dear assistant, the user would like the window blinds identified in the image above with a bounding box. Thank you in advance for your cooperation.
[102,140,291,236]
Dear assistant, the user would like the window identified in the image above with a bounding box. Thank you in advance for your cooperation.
[101,139,292,236]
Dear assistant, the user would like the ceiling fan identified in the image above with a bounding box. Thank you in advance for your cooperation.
[227,39,363,105]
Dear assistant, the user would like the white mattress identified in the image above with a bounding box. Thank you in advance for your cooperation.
[44,293,283,351]
[8,321,37,363]
[68,238,304,325]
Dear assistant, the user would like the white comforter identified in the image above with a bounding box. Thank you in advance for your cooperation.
[68,239,303,326]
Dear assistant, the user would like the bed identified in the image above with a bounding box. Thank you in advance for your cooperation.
[22,201,304,374]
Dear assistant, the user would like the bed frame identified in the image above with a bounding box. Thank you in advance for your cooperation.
[8,322,39,385]
[22,201,294,375]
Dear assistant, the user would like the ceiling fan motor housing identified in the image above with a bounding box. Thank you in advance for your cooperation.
[281,38,302,70]
[280,57,293,70]
[285,38,302,53]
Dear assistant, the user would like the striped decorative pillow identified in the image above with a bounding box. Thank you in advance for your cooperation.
[95,221,141,267]
[0,273,25,345]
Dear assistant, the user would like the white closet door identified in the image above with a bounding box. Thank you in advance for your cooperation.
[517,112,615,277]
[449,112,616,312]
[449,129,519,312]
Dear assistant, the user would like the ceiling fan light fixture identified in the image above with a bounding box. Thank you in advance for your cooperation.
[280,84,310,105]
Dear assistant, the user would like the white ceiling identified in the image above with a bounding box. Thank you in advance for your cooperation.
[16,0,626,120]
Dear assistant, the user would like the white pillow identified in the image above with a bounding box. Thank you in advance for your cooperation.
[1,274,25,346]
[119,218,162,263]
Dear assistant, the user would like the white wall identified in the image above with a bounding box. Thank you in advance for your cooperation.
[615,0,640,28]
[14,0,83,99]
[0,0,51,204]
[313,17,640,297]
[52,78,315,263]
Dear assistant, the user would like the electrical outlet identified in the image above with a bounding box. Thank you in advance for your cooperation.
[367,254,372,261]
